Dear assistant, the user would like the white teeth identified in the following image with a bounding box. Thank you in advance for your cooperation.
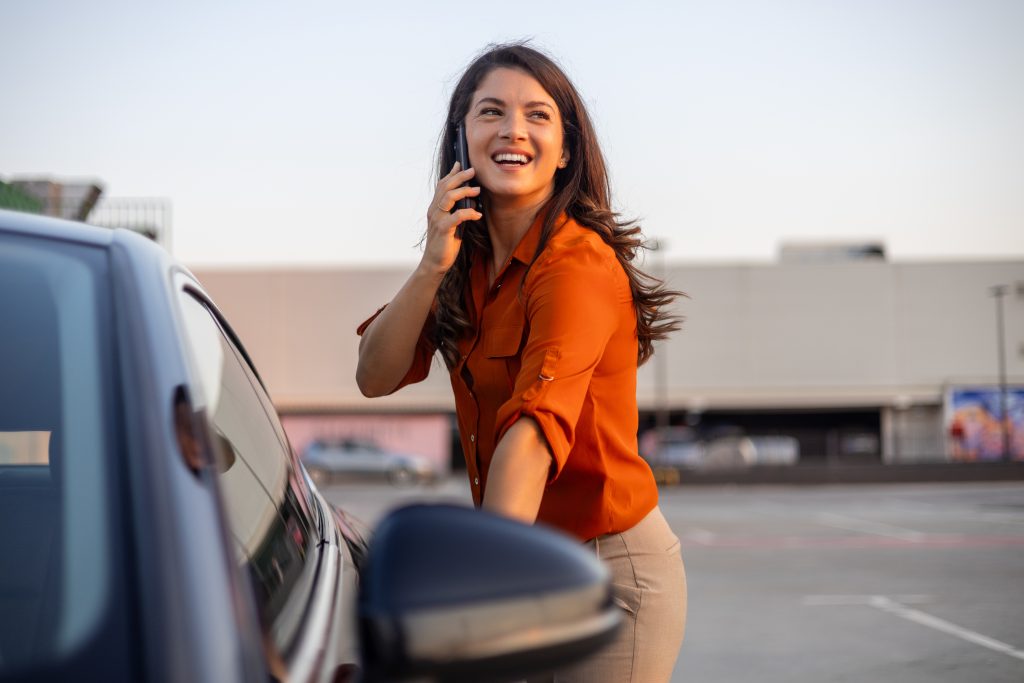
[493,153,530,164]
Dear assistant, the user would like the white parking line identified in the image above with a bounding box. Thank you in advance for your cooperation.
[869,596,1024,662]
[802,594,932,606]
[803,594,1024,663]
[816,513,929,542]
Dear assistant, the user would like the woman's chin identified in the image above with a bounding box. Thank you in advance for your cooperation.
[480,182,555,209]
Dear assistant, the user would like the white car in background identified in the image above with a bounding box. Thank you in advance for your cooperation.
[301,438,438,486]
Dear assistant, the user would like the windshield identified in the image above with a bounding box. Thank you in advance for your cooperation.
[0,232,129,677]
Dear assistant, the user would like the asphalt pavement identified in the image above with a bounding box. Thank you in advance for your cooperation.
[323,478,1024,682]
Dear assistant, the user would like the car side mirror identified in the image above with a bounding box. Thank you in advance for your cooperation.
[358,504,621,683]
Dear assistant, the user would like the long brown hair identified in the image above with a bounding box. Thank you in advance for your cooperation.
[434,42,681,369]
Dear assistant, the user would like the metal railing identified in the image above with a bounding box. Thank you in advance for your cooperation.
[87,197,172,248]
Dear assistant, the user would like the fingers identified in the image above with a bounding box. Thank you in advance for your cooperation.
[430,184,481,215]
[429,207,482,242]
[426,163,482,244]
[440,163,476,192]
[440,184,482,213]
[450,207,483,229]
[434,206,483,233]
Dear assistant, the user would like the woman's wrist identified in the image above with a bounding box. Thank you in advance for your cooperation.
[413,258,450,285]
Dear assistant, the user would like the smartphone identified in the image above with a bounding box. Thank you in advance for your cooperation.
[452,122,477,237]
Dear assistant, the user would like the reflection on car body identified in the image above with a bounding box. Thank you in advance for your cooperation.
[0,209,619,682]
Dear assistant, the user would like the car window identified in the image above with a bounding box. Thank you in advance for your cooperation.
[176,291,319,652]
[0,233,130,678]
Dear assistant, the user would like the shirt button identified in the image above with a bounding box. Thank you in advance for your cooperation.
[474,477,480,486]
[470,434,475,442]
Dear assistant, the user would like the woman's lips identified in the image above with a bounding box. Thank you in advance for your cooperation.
[492,152,532,164]
[492,159,531,172]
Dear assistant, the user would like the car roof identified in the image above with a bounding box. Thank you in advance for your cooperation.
[0,207,117,246]
[0,208,191,279]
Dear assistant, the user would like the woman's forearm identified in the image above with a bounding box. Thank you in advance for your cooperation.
[482,417,552,524]
[357,163,480,398]
[356,264,445,397]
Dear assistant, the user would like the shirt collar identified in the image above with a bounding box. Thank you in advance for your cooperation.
[509,206,566,266]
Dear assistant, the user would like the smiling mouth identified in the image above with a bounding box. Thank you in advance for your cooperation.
[492,152,532,166]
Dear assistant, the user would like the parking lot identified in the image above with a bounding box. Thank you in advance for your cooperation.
[322,479,1024,682]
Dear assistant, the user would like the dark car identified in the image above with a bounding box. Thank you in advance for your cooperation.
[0,210,619,682]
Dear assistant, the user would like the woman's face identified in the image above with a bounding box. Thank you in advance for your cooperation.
[464,67,567,208]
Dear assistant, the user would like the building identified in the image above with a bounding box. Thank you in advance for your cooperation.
[0,176,172,247]
[190,256,1024,470]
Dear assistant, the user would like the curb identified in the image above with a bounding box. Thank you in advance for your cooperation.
[653,462,1024,486]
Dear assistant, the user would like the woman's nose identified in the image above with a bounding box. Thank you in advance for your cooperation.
[500,115,528,141]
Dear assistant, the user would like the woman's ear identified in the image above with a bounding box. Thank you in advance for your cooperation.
[558,150,570,169]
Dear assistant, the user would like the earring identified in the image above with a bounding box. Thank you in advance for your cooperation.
[558,158,568,169]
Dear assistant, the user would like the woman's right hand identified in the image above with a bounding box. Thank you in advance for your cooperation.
[357,163,480,396]
[421,162,482,275]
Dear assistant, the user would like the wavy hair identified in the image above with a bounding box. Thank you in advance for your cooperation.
[433,42,681,369]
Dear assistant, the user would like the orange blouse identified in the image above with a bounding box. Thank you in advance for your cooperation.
[358,214,658,540]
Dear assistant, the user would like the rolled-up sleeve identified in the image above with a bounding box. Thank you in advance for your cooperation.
[494,245,622,481]
[356,305,437,393]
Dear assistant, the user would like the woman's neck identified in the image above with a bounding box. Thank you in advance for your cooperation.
[483,193,550,274]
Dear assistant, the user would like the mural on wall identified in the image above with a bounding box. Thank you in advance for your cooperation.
[946,387,1024,461]
[281,414,453,474]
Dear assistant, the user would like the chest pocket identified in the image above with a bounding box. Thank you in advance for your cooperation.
[484,322,526,393]
[484,324,525,358]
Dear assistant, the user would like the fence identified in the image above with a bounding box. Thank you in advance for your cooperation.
[87,197,172,249]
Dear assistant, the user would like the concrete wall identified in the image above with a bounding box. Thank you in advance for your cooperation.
[640,260,1024,410]
[192,267,456,412]
[190,260,1024,417]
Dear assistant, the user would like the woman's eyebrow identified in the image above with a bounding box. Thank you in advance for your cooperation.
[474,96,506,108]
[473,96,555,110]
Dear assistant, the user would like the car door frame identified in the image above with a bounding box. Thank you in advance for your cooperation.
[172,271,360,682]
[110,232,267,683]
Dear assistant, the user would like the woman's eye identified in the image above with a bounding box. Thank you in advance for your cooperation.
[529,111,552,120]
[480,108,502,116]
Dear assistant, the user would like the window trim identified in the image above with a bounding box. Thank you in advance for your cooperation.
[174,280,327,658]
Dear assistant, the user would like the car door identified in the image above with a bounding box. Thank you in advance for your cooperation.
[175,284,359,682]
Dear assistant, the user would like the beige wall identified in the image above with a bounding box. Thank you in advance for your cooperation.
[639,260,1024,410]
[191,267,455,412]
[191,260,1024,414]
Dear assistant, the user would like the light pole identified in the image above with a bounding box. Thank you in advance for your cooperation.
[650,238,669,435]
[990,285,1011,462]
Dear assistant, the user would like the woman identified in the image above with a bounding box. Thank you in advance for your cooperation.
[356,42,685,682]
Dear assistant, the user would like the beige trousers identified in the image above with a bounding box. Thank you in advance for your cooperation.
[529,506,687,683]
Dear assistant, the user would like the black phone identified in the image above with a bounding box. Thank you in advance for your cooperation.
[452,123,478,238]
[453,122,474,209]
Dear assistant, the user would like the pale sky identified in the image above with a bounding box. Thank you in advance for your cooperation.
[3,0,1023,266]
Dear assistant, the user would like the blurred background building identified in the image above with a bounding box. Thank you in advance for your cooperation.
[189,251,1024,472]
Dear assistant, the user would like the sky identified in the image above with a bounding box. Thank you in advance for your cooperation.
[2,0,1023,267]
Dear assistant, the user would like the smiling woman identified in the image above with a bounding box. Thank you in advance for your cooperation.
[355,42,686,683]
[463,69,567,207]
